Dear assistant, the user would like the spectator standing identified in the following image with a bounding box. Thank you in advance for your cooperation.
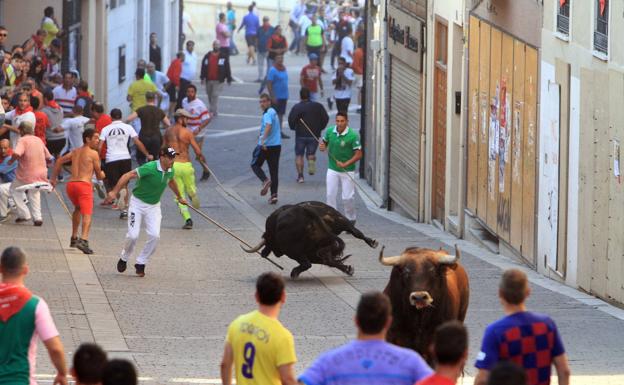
[163,109,207,229]
[42,89,65,158]
[1,92,36,148]
[252,94,281,204]
[8,122,52,226]
[298,292,432,385]
[51,128,105,254]
[99,109,152,219]
[71,343,108,385]
[41,6,62,48]
[288,88,328,183]
[217,13,232,59]
[146,61,170,111]
[102,359,137,385]
[340,29,354,65]
[181,84,212,180]
[30,96,49,144]
[352,36,365,113]
[238,5,260,65]
[473,269,571,385]
[256,17,273,83]
[75,80,93,119]
[108,147,186,278]
[332,57,354,113]
[177,40,198,109]
[91,102,112,134]
[266,54,290,139]
[289,0,306,54]
[415,321,469,385]
[319,112,361,223]
[149,32,162,71]
[0,139,17,221]
[0,25,7,56]
[60,104,90,152]
[305,14,325,59]
[166,51,185,117]
[226,2,239,56]
[259,25,287,94]
[200,40,233,116]
[53,72,77,117]
[125,92,170,164]
[220,272,297,385]
[127,68,158,133]
[300,53,324,102]
[0,246,68,385]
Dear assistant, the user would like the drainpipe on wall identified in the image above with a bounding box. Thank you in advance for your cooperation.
[359,0,368,178]
[380,0,390,208]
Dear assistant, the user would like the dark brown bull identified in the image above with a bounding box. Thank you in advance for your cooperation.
[379,245,469,363]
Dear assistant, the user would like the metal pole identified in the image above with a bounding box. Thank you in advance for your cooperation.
[197,159,240,202]
[53,189,72,218]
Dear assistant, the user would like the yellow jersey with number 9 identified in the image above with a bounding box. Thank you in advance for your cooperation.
[226,310,297,385]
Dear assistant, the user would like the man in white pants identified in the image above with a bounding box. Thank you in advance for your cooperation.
[106,147,187,277]
[319,112,362,223]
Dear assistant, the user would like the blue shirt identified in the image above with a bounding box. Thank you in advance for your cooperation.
[258,25,274,53]
[299,340,432,385]
[0,155,17,183]
[259,107,281,147]
[267,66,289,100]
[475,311,565,385]
[241,12,260,36]
[226,9,236,31]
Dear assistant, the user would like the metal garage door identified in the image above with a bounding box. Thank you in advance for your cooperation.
[388,56,422,221]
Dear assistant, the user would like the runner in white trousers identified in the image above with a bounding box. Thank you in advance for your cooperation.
[105,147,187,277]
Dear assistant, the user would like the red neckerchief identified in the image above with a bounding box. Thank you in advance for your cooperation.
[46,100,61,110]
[274,63,286,71]
[77,90,91,98]
[0,283,32,322]
[0,148,13,163]
[15,106,34,115]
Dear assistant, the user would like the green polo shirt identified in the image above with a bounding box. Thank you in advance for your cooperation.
[133,160,175,205]
[0,296,38,384]
[323,125,361,172]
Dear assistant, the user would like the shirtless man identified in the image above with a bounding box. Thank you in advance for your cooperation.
[163,109,207,229]
[51,128,105,254]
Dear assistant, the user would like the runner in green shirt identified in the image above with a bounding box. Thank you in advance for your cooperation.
[106,147,187,277]
[319,112,362,223]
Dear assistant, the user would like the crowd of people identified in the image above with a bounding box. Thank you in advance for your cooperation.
[0,243,570,385]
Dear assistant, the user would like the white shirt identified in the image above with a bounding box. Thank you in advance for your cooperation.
[61,115,89,151]
[340,36,354,64]
[99,120,138,163]
[332,67,354,100]
[52,85,77,115]
[148,70,169,91]
[299,14,312,36]
[5,110,36,148]
[182,97,210,134]
[181,50,198,81]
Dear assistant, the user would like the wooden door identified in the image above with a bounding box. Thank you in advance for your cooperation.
[432,20,448,222]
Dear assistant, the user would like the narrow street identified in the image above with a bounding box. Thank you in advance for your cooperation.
[4,52,624,385]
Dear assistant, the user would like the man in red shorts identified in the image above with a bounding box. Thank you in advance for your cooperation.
[51,128,105,254]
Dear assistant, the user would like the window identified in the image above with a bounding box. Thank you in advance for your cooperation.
[556,0,570,35]
[118,45,126,84]
[110,0,117,9]
[594,0,608,54]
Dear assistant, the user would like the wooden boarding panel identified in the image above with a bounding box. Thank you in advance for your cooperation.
[477,22,491,219]
[510,40,525,251]
[522,47,538,263]
[607,70,624,303]
[497,33,514,242]
[577,69,595,291]
[486,28,502,231]
[590,70,611,298]
[467,16,480,212]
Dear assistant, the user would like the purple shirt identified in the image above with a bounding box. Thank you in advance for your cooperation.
[241,12,260,36]
[299,340,433,385]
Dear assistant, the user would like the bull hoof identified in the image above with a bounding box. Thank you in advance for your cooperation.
[344,265,354,276]
[290,269,301,279]
[369,239,379,248]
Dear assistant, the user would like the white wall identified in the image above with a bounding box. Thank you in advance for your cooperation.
[107,0,138,114]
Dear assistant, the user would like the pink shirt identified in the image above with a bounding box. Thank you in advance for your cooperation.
[14,135,51,184]
[29,298,59,385]
[216,22,230,47]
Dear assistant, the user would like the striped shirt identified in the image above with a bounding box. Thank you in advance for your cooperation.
[52,85,77,115]
[181,97,210,134]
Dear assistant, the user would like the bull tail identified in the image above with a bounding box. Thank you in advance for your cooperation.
[241,238,265,253]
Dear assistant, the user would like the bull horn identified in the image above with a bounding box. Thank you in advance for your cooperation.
[437,245,461,265]
[378,246,403,266]
[240,238,265,253]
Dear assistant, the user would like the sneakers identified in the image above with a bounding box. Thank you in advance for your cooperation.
[76,239,94,255]
[94,182,106,199]
[327,97,333,110]
[269,194,278,204]
[297,175,304,183]
[200,170,211,181]
[308,159,316,175]
[33,220,43,227]
[117,259,127,273]
[70,237,79,248]
[183,218,193,229]
[260,179,271,196]
[120,210,128,220]
[281,131,290,139]
[135,264,145,277]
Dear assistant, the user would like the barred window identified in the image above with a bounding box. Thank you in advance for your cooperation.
[556,0,570,35]
[594,0,609,54]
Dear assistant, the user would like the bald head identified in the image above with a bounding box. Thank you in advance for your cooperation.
[1,247,27,278]
[499,269,529,305]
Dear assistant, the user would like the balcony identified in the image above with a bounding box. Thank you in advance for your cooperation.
[594,31,608,55]
[556,13,569,35]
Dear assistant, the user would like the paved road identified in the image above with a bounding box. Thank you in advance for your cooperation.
[3,52,624,385]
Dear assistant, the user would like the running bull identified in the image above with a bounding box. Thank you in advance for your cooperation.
[379,245,469,363]
[242,201,378,278]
